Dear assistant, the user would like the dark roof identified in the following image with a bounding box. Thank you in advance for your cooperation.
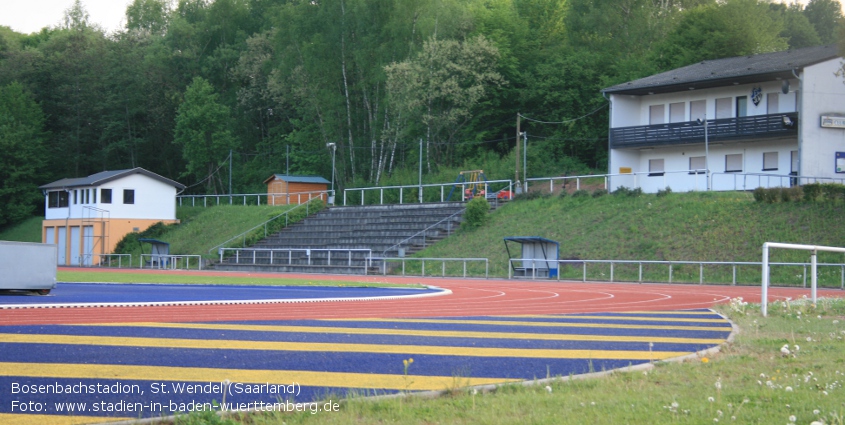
[39,167,185,190]
[503,236,560,246]
[603,44,840,96]
[263,174,331,184]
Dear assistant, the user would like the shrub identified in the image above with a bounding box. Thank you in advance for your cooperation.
[558,189,568,198]
[656,187,672,197]
[613,186,631,196]
[803,183,822,201]
[753,187,767,203]
[113,221,170,254]
[572,190,590,198]
[463,196,490,228]
[592,189,608,198]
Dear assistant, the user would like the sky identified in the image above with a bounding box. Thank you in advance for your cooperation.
[0,0,837,36]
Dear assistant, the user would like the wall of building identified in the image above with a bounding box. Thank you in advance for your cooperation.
[42,218,179,266]
[44,174,179,221]
[609,80,797,128]
[610,139,798,193]
[799,59,845,180]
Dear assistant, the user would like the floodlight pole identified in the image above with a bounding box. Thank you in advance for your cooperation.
[523,131,528,192]
[419,138,423,203]
[326,143,337,201]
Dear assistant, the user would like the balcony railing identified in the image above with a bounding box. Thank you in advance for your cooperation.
[610,112,798,149]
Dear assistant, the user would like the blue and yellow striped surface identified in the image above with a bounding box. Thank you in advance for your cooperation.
[0,310,731,424]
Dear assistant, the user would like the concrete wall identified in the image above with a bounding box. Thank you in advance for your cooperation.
[0,241,56,291]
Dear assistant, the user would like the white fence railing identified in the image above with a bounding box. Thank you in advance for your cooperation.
[95,254,132,268]
[372,257,489,278]
[140,254,203,270]
[178,191,332,207]
[507,259,845,289]
[219,248,372,272]
[343,180,513,206]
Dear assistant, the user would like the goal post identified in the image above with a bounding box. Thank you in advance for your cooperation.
[761,242,845,316]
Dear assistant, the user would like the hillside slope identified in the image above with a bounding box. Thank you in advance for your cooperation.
[419,191,845,278]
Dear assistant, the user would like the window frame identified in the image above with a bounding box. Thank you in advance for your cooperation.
[648,158,665,177]
[689,156,706,174]
[101,188,112,204]
[725,153,743,173]
[48,191,69,209]
[123,189,135,205]
[763,152,778,171]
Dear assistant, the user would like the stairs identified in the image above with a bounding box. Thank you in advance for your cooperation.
[213,202,465,275]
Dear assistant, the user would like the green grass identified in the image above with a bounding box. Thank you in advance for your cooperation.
[57,269,423,288]
[417,191,845,284]
[0,216,43,242]
[177,297,845,425]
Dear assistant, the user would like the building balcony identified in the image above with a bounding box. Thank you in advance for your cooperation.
[609,112,798,149]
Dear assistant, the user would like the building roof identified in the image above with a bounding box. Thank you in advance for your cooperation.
[263,174,331,185]
[602,44,840,96]
[39,168,186,190]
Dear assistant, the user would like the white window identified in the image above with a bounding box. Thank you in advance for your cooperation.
[649,159,665,176]
[689,156,706,174]
[649,104,665,125]
[669,102,685,123]
[725,154,743,173]
[690,100,706,121]
[763,152,778,171]
[715,97,732,119]
[767,93,779,114]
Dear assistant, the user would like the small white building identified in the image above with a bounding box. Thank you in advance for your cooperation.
[602,44,845,193]
[39,168,185,266]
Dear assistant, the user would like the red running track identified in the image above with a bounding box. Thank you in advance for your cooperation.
[2,269,843,326]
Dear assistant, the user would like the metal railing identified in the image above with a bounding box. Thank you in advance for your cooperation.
[371,257,489,278]
[343,179,513,206]
[207,197,323,254]
[712,172,845,191]
[140,254,203,270]
[609,112,798,149]
[220,248,372,272]
[178,191,332,207]
[380,208,465,257]
[95,254,132,268]
[507,259,845,288]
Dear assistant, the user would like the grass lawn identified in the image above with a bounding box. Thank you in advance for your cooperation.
[57,269,423,288]
[168,297,845,425]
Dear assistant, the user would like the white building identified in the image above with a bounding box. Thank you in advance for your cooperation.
[602,44,845,193]
[39,168,185,266]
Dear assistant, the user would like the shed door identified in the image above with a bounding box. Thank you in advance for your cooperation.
[83,226,93,266]
[57,227,67,265]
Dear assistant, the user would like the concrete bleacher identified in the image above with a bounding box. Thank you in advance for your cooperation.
[214,202,465,274]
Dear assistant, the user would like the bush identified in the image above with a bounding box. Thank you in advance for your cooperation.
[572,190,590,198]
[656,187,672,197]
[592,189,608,198]
[113,221,170,254]
[463,196,490,228]
[613,186,631,196]
[803,183,822,201]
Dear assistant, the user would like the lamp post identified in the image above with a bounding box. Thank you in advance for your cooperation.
[326,143,336,204]
[697,115,710,191]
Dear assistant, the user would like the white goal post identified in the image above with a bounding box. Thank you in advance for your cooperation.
[762,242,845,316]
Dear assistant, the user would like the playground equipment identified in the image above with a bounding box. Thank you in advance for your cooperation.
[447,170,488,201]
[504,236,560,278]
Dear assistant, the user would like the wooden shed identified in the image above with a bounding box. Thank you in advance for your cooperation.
[264,174,331,205]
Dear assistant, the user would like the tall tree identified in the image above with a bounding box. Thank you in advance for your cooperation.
[804,0,844,44]
[386,35,504,172]
[0,82,47,227]
[173,77,239,193]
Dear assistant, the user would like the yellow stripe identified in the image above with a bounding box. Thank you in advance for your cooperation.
[323,318,732,332]
[508,314,727,323]
[0,333,689,360]
[0,362,515,391]
[86,322,726,345]
[0,414,132,425]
